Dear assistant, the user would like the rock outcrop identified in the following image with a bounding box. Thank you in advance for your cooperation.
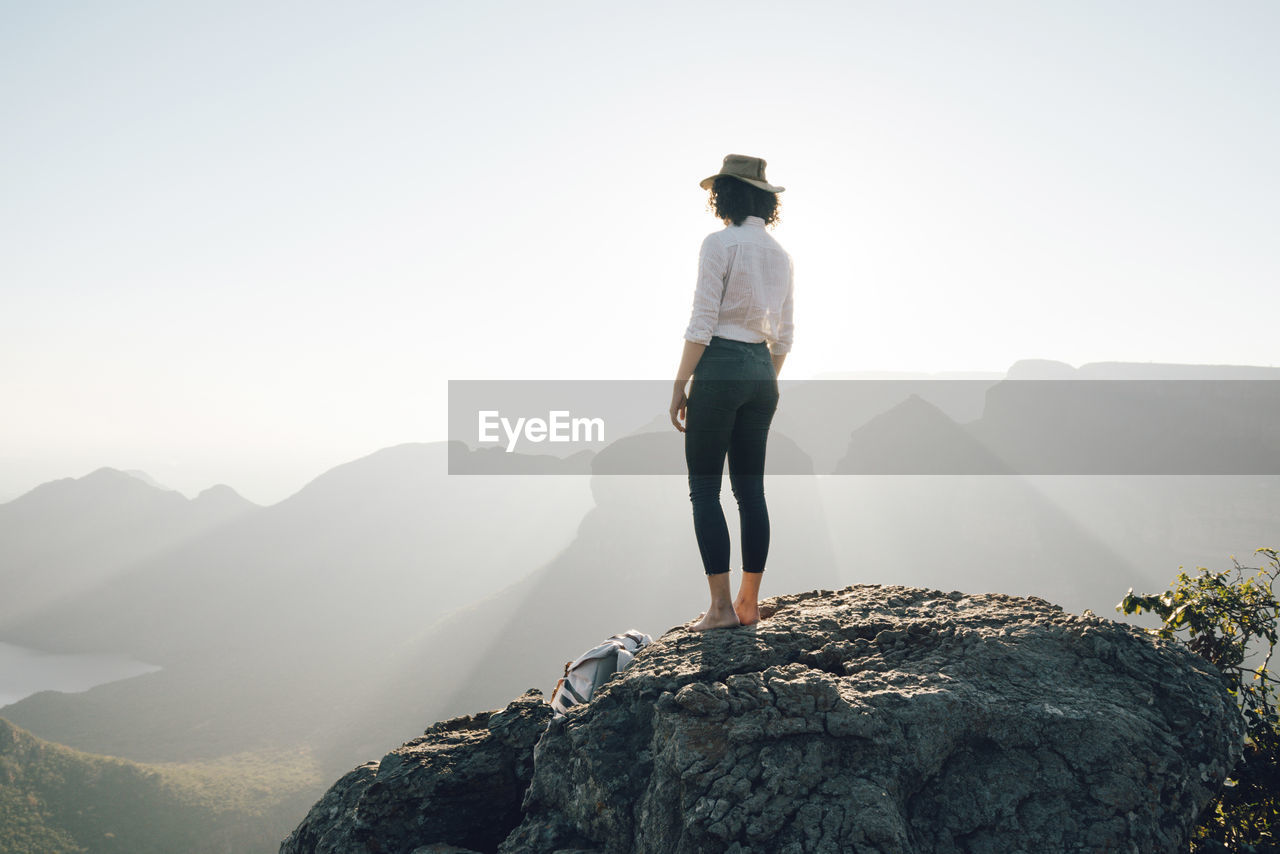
[282,585,1244,854]
[280,691,550,854]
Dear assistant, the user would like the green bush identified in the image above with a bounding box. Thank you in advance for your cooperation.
[1119,547,1280,853]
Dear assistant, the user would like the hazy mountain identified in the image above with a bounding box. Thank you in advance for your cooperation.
[4,361,1278,803]
[973,378,1280,475]
[814,474,1204,614]
[0,467,256,624]
[1005,358,1082,379]
[300,445,1280,772]
[829,364,1280,475]
[0,433,840,771]
[835,394,1012,474]
[447,439,595,473]
[1,444,591,658]
[770,376,999,475]
[121,469,176,491]
[825,364,1280,608]
[0,443,594,765]
[303,431,844,763]
[1071,360,1280,380]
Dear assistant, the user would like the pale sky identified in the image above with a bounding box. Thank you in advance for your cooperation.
[2,1,1277,503]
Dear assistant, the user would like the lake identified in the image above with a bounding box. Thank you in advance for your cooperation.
[0,641,161,708]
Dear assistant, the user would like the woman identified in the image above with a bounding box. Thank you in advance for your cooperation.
[669,154,794,632]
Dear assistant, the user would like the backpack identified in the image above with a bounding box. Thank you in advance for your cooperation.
[550,629,653,717]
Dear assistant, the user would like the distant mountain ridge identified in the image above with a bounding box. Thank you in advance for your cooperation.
[0,467,255,624]
[1009,358,1280,379]
[0,443,595,766]
[834,372,1280,475]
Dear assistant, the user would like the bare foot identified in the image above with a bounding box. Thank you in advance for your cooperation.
[689,605,740,632]
[733,600,760,626]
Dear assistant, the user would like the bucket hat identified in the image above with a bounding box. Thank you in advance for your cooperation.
[699,153,785,193]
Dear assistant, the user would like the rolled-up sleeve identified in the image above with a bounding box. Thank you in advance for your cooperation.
[772,257,795,354]
[683,235,727,345]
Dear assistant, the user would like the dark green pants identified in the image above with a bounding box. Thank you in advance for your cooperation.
[684,335,780,575]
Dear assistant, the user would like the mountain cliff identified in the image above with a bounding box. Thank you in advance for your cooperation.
[281,584,1242,853]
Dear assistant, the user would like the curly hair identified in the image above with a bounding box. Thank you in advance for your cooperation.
[707,175,781,227]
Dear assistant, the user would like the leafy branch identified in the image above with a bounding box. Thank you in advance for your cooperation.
[1119,547,1280,853]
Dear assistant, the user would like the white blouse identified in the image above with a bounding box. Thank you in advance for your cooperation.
[683,215,795,354]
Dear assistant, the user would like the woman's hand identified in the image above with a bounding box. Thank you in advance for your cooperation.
[671,340,706,433]
[669,381,689,432]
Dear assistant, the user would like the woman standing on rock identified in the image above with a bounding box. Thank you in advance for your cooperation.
[669,154,794,632]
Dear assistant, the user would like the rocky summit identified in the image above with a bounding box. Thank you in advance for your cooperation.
[281,585,1243,854]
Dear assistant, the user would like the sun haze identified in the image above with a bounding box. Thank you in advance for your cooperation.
[2,1,1277,501]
